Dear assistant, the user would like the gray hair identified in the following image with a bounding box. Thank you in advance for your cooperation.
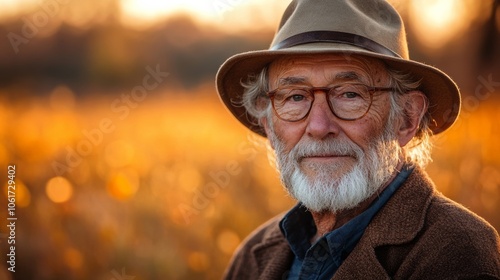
[239,65,434,168]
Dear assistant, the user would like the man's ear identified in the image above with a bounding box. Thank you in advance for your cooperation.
[397,90,428,147]
[261,117,275,150]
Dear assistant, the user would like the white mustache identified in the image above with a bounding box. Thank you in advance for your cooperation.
[290,139,363,162]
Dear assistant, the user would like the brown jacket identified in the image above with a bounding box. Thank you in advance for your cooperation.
[224,167,500,279]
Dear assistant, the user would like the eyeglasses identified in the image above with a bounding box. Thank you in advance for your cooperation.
[266,83,396,122]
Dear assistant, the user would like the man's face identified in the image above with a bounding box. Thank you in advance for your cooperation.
[264,54,404,212]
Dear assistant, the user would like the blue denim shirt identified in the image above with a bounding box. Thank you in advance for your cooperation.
[280,165,414,280]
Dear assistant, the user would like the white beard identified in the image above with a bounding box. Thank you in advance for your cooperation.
[269,122,402,213]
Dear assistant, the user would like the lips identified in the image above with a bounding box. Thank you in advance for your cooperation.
[299,154,355,163]
[301,154,346,159]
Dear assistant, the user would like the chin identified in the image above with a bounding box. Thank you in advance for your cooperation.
[284,164,378,213]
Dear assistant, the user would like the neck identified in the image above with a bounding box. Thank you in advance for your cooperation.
[309,160,405,244]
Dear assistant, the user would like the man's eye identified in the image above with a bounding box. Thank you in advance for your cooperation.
[343,91,361,99]
[289,94,306,102]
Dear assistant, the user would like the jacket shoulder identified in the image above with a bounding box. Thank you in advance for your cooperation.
[391,190,500,279]
[223,213,293,280]
[368,167,500,279]
[424,193,500,270]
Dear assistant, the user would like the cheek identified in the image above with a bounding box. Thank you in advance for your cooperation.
[368,98,392,129]
[345,119,379,147]
[344,106,390,148]
[272,118,306,151]
[370,110,389,129]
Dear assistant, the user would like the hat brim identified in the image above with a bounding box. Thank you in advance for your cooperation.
[216,43,461,137]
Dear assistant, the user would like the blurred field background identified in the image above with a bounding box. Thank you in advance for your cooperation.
[0,0,499,279]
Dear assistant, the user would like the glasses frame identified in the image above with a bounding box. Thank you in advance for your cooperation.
[266,83,396,122]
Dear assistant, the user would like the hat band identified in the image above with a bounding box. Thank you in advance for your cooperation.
[270,31,401,58]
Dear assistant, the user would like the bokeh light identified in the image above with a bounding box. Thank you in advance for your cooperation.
[46,176,74,203]
[106,170,140,200]
[217,230,241,255]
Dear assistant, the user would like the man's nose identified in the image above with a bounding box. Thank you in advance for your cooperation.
[305,94,341,139]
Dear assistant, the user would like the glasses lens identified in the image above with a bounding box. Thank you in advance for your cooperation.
[328,84,371,120]
[272,88,312,121]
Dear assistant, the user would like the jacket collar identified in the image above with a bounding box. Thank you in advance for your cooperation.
[334,166,435,279]
[364,166,434,245]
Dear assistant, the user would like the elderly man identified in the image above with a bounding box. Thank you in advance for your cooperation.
[216,0,500,279]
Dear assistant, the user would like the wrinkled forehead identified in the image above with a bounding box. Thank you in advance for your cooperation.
[268,54,390,87]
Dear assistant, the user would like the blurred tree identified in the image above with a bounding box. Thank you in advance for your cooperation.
[478,0,500,68]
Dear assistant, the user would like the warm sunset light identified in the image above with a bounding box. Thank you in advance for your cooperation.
[119,0,214,25]
[0,0,286,31]
[0,0,38,21]
[118,0,287,30]
[0,0,489,38]
[408,0,482,49]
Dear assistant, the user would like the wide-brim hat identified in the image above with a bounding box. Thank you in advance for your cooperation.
[216,0,461,137]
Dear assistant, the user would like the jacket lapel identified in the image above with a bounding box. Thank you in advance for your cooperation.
[334,167,436,279]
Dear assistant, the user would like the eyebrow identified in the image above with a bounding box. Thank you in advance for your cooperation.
[277,71,364,87]
[277,76,307,86]
[333,71,363,83]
